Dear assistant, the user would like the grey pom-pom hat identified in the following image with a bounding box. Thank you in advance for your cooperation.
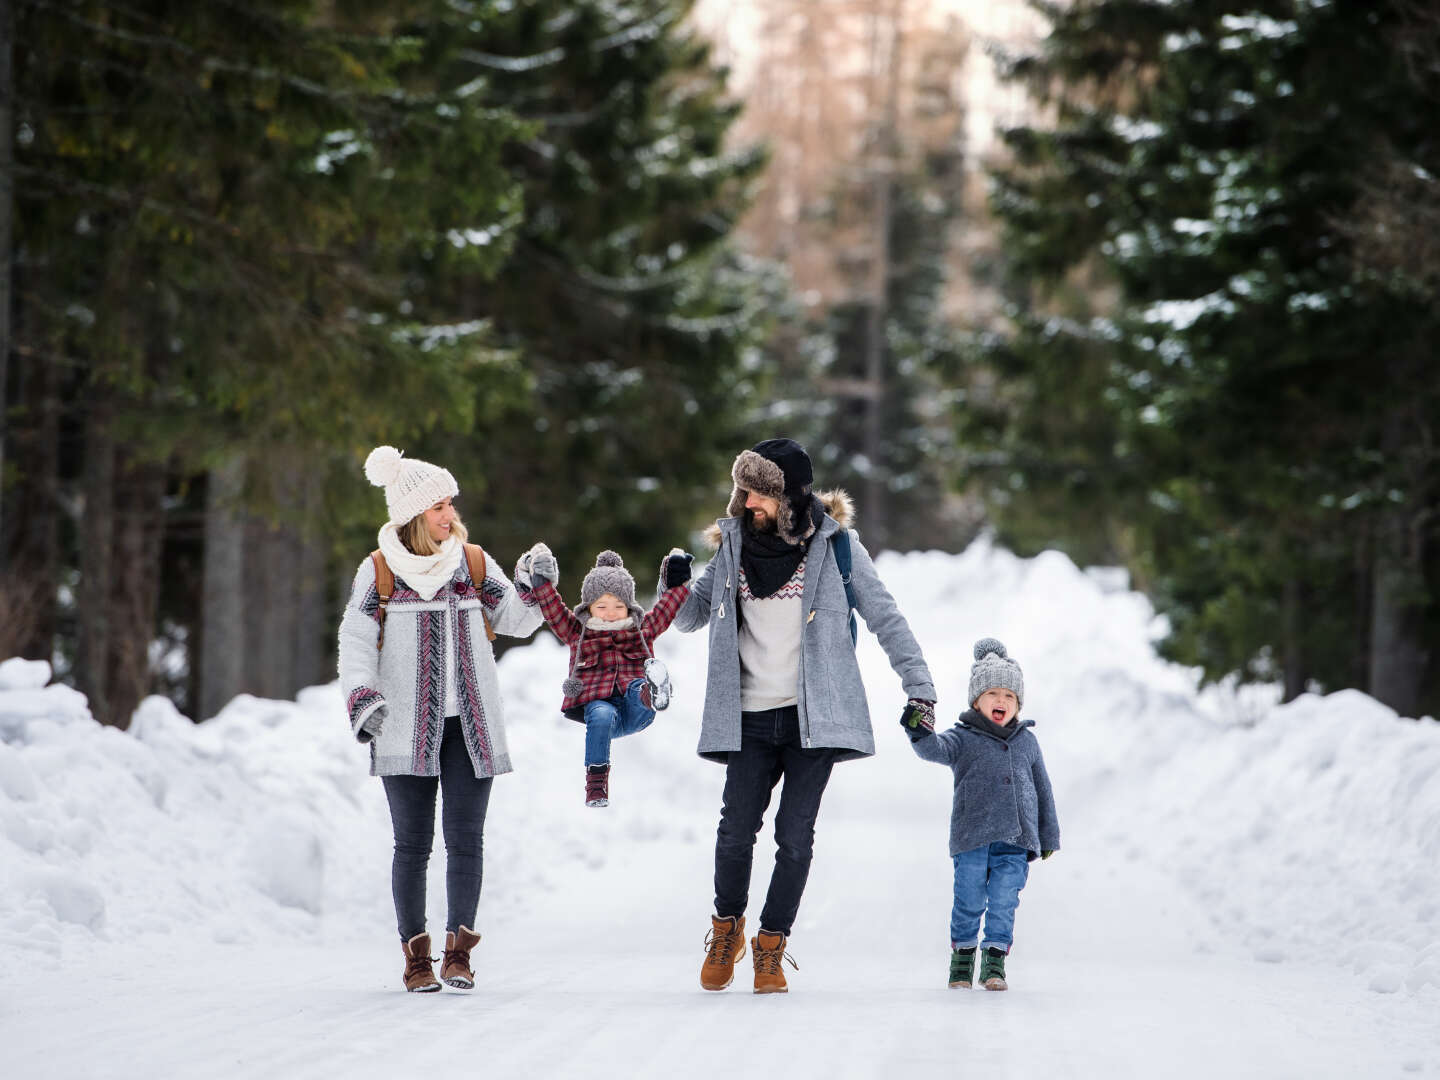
[969,637,1024,709]
[576,550,642,621]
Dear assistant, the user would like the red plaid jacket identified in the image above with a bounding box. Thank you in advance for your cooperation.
[533,579,690,719]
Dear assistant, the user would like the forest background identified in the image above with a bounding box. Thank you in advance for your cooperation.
[3,0,1437,730]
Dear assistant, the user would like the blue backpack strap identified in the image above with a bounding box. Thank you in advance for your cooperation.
[832,528,859,646]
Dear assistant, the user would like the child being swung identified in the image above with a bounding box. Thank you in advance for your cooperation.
[520,545,693,806]
[900,637,1060,991]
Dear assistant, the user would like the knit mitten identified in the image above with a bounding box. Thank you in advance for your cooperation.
[529,544,559,586]
[662,550,694,589]
[899,699,936,741]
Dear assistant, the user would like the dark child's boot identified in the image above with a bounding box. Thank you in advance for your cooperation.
[751,930,797,994]
[700,914,747,991]
[980,947,1008,991]
[401,932,441,993]
[585,764,610,807]
[441,926,482,989]
[948,946,977,988]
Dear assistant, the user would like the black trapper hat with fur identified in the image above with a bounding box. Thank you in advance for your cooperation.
[726,437,818,545]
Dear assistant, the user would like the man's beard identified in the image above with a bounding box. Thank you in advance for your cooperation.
[743,508,777,535]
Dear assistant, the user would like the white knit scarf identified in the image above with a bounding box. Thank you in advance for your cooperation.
[585,615,635,631]
[376,523,464,601]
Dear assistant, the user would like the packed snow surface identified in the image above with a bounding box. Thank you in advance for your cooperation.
[1,538,1436,1078]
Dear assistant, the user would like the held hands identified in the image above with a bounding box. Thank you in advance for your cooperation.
[899,699,936,742]
[514,542,559,592]
[663,550,694,589]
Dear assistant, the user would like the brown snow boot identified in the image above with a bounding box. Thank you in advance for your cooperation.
[401,932,441,993]
[752,929,796,994]
[700,914,747,991]
[441,926,482,989]
[585,764,610,807]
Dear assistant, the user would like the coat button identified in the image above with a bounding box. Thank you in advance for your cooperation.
[454,581,468,595]
[1003,777,1012,785]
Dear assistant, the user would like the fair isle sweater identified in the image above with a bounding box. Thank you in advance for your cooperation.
[337,549,542,778]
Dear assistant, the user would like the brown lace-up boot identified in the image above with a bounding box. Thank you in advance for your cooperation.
[751,930,796,994]
[700,914,747,991]
[401,932,441,993]
[441,926,482,989]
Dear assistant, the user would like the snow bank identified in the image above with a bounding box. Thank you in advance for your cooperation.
[0,538,1435,997]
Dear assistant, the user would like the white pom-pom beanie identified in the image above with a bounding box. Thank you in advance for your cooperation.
[364,445,459,526]
[969,637,1024,708]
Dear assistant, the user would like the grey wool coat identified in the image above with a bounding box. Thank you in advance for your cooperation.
[673,490,935,764]
[910,710,1061,859]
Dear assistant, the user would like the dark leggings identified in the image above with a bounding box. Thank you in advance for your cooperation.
[380,715,494,941]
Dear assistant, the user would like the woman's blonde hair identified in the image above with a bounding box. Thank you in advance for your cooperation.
[400,507,468,555]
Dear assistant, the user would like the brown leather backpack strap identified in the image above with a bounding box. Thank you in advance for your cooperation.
[464,543,496,642]
[370,549,394,651]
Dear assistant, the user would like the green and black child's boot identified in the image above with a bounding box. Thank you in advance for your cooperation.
[980,947,1008,991]
[948,946,977,989]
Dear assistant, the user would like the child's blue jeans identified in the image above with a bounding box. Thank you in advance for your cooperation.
[583,678,656,767]
[950,840,1030,952]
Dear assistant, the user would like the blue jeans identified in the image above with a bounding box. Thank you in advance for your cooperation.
[583,679,656,767]
[381,716,494,941]
[951,841,1030,952]
[713,706,837,937]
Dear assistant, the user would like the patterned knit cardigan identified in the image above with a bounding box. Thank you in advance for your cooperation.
[532,579,689,720]
[337,550,542,778]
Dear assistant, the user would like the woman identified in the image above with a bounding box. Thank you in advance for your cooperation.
[338,445,546,992]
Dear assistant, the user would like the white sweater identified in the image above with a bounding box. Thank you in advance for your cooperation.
[737,561,806,711]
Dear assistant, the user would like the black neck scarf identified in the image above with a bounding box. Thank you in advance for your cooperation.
[740,496,823,599]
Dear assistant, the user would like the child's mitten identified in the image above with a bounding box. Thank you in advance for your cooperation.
[529,543,559,586]
[1041,850,1055,860]
[899,699,936,741]
[663,550,694,589]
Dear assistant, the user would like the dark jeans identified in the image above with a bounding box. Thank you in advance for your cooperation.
[381,715,494,942]
[713,705,837,937]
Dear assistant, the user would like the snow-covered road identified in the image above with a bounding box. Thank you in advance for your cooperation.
[2,541,1436,1078]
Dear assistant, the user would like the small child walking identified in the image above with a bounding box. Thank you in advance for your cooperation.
[523,546,693,807]
[900,637,1060,991]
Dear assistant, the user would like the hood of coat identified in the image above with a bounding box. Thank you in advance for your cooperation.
[703,488,854,550]
[957,708,1034,742]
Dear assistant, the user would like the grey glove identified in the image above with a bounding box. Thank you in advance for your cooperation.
[359,705,387,743]
[529,543,559,586]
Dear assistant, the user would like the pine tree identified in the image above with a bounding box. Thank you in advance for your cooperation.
[976,0,1440,713]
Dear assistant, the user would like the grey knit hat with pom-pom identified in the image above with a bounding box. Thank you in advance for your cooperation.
[577,550,641,619]
[969,637,1024,708]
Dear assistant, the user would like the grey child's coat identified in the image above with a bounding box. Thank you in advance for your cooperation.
[911,710,1061,859]
[673,490,935,763]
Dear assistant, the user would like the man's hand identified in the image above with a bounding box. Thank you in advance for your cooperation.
[900,699,936,741]
[663,550,694,589]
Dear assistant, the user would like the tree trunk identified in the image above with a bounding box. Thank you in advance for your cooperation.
[0,350,60,660]
[102,450,167,728]
[0,0,13,550]
[75,399,116,719]
[200,455,246,719]
[861,0,904,550]
[293,471,327,693]
[1280,576,1305,703]
[1369,506,1427,718]
[244,470,300,701]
